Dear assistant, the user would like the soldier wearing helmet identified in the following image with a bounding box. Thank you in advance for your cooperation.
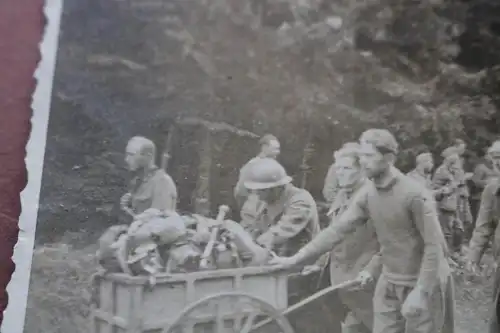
[466,140,500,333]
[241,158,320,257]
[234,134,281,208]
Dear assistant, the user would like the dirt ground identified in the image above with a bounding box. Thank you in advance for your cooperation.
[455,274,494,332]
[24,234,497,333]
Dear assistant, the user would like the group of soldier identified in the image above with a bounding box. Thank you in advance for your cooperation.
[117,130,500,333]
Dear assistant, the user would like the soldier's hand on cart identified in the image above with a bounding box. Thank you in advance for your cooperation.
[268,253,298,269]
[301,264,321,276]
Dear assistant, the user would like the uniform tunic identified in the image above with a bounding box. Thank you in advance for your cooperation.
[327,179,381,332]
[471,161,500,219]
[129,167,177,215]
[433,164,462,252]
[471,161,499,197]
[433,164,460,213]
[294,168,454,333]
[455,166,473,228]
[242,183,321,256]
[468,180,500,333]
[407,168,433,190]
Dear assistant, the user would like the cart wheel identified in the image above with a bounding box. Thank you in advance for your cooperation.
[163,292,294,333]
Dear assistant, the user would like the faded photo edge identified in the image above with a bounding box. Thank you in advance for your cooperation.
[1,0,64,332]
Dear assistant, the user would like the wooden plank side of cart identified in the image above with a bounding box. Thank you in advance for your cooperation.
[90,266,290,333]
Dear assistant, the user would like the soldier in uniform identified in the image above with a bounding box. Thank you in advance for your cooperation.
[234,134,280,208]
[319,143,381,333]
[452,139,474,247]
[466,141,500,333]
[323,142,360,205]
[433,147,463,256]
[241,158,321,257]
[407,152,434,190]
[271,129,454,333]
[120,136,178,217]
[470,144,500,229]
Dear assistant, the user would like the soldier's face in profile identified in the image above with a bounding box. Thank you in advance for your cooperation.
[335,156,362,188]
[446,154,460,171]
[422,157,434,172]
[263,140,280,158]
[125,141,145,171]
[358,143,387,178]
[491,154,500,169]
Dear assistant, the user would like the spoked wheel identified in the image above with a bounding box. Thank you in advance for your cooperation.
[163,292,294,333]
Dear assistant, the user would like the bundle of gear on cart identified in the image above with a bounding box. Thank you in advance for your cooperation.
[96,205,275,279]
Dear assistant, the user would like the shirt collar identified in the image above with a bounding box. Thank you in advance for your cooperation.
[373,166,400,190]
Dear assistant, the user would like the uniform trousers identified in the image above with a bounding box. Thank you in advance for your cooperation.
[372,274,442,333]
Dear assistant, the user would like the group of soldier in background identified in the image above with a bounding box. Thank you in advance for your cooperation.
[112,130,500,333]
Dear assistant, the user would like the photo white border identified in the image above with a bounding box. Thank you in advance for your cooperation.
[1,0,64,332]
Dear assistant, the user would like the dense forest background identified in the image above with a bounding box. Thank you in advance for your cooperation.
[36,0,500,244]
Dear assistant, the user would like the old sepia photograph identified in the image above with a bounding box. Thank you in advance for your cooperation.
[8,0,500,332]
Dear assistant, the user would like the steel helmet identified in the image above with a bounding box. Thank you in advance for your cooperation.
[243,158,292,190]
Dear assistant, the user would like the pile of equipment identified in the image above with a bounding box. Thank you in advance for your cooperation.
[96,205,273,279]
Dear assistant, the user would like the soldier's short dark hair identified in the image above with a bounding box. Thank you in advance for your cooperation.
[129,136,156,157]
[359,129,399,155]
[335,143,361,167]
[441,146,459,159]
[259,134,279,146]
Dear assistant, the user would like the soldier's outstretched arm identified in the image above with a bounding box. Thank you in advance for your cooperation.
[469,183,498,264]
[411,193,443,292]
[292,190,370,265]
[364,240,382,278]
